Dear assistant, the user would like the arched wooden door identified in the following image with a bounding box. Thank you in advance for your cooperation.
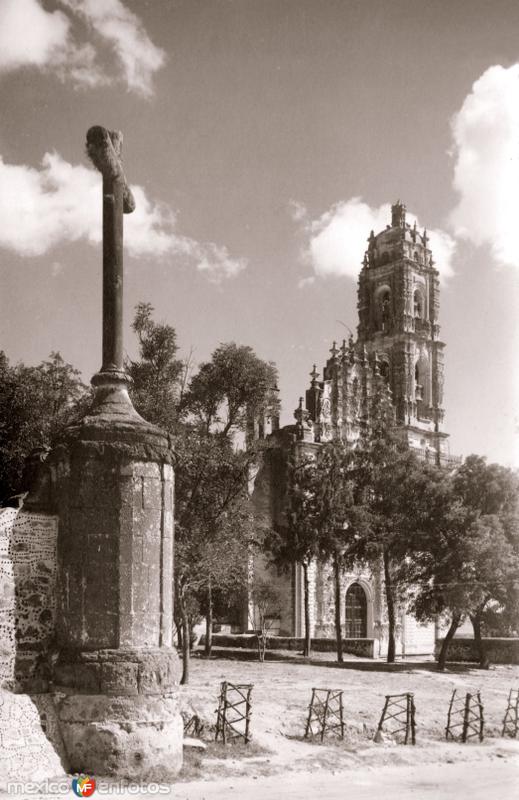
[345,583,367,638]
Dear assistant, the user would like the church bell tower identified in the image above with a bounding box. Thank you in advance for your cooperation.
[357,201,448,459]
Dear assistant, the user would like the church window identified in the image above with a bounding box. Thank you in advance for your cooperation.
[415,362,424,401]
[377,288,391,331]
[413,289,423,318]
[379,360,390,383]
[351,377,360,414]
[345,583,367,638]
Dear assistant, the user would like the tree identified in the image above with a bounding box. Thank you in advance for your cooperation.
[348,390,443,663]
[307,441,368,663]
[0,351,89,501]
[126,302,183,430]
[182,342,280,436]
[249,578,282,662]
[452,457,519,666]
[173,343,280,682]
[315,440,374,663]
[128,309,281,683]
[266,451,322,657]
[408,456,519,669]
[406,475,474,670]
[174,428,257,682]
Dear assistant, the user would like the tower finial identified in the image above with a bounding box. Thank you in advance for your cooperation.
[391,200,406,228]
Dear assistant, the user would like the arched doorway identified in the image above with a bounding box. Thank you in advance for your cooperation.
[345,583,367,638]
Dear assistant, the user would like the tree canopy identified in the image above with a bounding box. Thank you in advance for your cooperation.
[0,350,89,501]
[127,304,280,681]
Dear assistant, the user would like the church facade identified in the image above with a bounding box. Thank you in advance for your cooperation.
[248,202,460,657]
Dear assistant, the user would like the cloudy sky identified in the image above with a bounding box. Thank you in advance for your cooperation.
[1,0,518,466]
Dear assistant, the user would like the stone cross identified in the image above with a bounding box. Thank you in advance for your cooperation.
[86,126,135,377]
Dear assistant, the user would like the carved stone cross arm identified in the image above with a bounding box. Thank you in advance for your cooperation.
[86,126,135,213]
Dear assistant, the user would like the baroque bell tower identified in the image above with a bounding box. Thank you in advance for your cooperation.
[357,201,448,459]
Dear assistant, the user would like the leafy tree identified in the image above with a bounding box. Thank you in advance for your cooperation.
[408,456,519,669]
[313,440,371,662]
[248,577,282,662]
[451,456,519,666]
[174,428,258,682]
[406,475,474,670]
[0,351,89,501]
[182,342,280,436]
[173,341,280,681]
[128,309,281,683]
[126,302,183,430]
[267,451,322,657]
[348,390,443,663]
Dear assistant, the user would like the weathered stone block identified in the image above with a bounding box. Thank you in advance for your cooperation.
[24,399,181,778]
[137,654,177,695]
[163,508,173,534]
[118,476,134,508]
[53,662,102,693]
[133,462,161,479]
[53,688,182,780]
[100,661,139,696]
[88,533,117,562]
[142,478,162,510]
[163,483,173,511]
[130,613,160,647]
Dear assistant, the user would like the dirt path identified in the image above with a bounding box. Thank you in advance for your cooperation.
[167,760,519,800]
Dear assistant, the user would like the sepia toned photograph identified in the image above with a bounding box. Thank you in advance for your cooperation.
[0,1,518,798]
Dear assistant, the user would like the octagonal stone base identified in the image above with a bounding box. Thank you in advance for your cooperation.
[24,380,184,781]
[55,693,182,781]
[52,647,183,780]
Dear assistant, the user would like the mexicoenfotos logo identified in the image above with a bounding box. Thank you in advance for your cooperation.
[72,776,96,797]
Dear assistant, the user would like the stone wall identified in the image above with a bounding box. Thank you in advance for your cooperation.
[207,632,375,658]
[435,637,519,664]
[0,690,67,788]
[0,508,58,688]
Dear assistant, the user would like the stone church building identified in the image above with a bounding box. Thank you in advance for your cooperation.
[248,202,460,657]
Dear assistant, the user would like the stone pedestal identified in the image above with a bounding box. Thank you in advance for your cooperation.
[29,377,183,779]
[53,650,181,780]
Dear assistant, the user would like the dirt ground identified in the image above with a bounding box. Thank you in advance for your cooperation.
[178,650,519,789]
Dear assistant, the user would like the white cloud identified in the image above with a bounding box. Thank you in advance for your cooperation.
[0,0,70,70]
[288,199,308,223]
[450,64,519,269]
[298,276,316,289]
[0,0,164,95]
[405,210,456,284]
[0,152,245,281]
[59,0,165,97]
[295,197,455,284]
[197,244,247,281]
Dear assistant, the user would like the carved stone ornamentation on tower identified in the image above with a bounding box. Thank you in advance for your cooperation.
[355,201,449,461]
